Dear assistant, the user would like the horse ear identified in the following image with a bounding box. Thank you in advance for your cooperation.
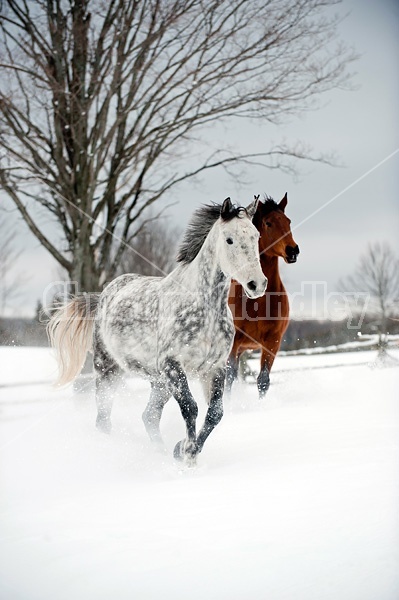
[278,192,288,212]
[221,197,233,218]
[245,195,259,219]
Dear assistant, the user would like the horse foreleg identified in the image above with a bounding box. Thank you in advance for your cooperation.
[196,367,225,455]
[142,381,170,448]
[162,358,198,464]
[257,347,277,398]
[225,353,239,396]
[257,364,270,398]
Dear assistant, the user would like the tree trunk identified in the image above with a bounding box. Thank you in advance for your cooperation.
[70,243,101,294]
[378,312,388,356]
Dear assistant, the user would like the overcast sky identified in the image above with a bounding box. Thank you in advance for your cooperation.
[2,0,398,318]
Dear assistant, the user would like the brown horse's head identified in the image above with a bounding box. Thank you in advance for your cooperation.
[253,193,299,263]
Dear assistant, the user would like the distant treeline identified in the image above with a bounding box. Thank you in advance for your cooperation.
[283,315,399,350]
[0,317,48,347]
[1,315,398,351]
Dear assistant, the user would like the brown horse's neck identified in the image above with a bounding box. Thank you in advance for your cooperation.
[260,254,285,292]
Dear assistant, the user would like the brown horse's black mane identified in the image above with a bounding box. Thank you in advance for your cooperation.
[262,195,281,214]
[177,202,246,264]
[252,195,281,230]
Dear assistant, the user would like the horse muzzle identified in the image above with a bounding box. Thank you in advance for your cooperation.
[285,245,300,264]
[245,276,268,299]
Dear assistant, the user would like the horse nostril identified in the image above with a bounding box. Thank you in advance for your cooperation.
[286,245,299,257]
[247,280,257,292]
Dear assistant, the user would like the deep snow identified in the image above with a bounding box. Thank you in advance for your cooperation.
[0,346,398,600]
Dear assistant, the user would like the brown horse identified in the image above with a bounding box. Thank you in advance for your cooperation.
[226,193,299,398]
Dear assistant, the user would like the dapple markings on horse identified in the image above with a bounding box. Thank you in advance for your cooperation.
[48,198,267,464]
[226,193,299,398]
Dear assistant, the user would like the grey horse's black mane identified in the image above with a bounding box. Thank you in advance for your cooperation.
[177,202,246,264]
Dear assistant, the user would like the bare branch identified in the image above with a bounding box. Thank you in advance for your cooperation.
[0,0,357,290]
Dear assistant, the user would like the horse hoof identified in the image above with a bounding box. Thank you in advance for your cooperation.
[257,384,270,399]
[96,416,112,434]
[173,440,185,461]
[173,440,197,466]
[153,439,167,454]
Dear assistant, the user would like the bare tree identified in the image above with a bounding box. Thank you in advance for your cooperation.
[0,211,23,314]
[339,242,399,353]
[117,216,180,277]
[0,0,356,292]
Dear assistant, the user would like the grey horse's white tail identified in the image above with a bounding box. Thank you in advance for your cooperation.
[47,294,100,386]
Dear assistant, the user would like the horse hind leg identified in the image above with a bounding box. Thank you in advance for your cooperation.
[142,381,170,449]
[94,340,121,434]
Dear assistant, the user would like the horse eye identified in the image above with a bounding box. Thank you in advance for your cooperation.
[226,238,234,245]
[266,222,272,227]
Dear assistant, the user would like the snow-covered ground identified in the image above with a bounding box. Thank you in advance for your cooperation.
[1,346,398,600]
